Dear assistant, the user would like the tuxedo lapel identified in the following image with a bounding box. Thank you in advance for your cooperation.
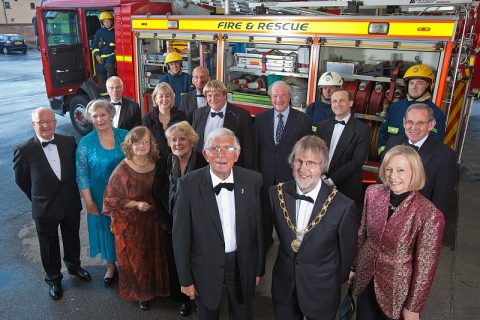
[223,104,237,132]
[118,101,128,127]
[418,136,434,166]
[196,107,210,150]
[199,167,225,241]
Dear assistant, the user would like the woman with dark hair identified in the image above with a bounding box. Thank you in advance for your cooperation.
[153,120,207,317]
[103,126,170,311]
[351,145,445,320]
[142,82,187,158]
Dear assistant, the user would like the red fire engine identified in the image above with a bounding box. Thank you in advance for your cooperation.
[35,0,172,134]
[36,0,478,171]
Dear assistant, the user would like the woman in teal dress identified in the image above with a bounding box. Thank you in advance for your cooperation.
[76,99,128,286]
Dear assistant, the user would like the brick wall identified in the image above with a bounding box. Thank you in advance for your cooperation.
[0,24,36,48]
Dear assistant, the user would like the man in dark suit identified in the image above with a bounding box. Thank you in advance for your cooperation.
[255,80,312,248]
[106,76,141,130]
[179,66,211,123]
[172,128,264,320]
[270,135,358,320]
[192,80,254,169]
[316,89,370,211]
[13,107,91,300]
[382,103,458,239]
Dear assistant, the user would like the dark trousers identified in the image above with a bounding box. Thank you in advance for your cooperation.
[195,252,252,320]
[357,280,392,320]
[34,213,81,286]
[261,187,274,251]
[274,288,326,320]
[165,232,189,303]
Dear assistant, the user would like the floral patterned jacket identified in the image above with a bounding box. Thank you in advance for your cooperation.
[353,184,445,319]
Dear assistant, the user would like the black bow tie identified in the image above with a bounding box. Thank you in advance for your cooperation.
[405,142,419,151]
[112,101,122,106]
[213,183,235,195]
[288,191,314,203]
[211,112,224,118]
[197,93,205,97]
[333,119,346,125]
[41,139,56,148]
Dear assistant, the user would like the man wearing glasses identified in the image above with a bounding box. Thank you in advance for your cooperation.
[13,107,91,300]
[316,89,370,213]
[269,135,358,320]
[382,103,457,233]
[172,128,264,320]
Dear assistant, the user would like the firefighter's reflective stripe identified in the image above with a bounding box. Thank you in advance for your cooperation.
[387,126,399,134]
[92,48,100,55]
[378,145,385,156]
[100,52,115,58]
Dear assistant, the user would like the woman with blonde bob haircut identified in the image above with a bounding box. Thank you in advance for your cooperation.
[351,145,445,320]
[152,121,206,317]
[143,82,187,158]
[103,126,170,311]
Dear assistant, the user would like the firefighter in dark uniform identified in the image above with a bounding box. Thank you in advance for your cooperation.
[377,64,446,156]
[92,11,116,88]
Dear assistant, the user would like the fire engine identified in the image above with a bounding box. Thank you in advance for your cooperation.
[36,0,478,169]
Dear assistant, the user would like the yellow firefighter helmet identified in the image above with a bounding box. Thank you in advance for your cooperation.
[164,51,183,64]
[99,11,114,21]
[403,64,435,91]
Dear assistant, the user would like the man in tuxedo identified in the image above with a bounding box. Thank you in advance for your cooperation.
[172,128,264,320]
[13,107,91,300]
[270,135,358,320]
[255,80,311,248]
[179,66,211,123]
[192,80,254,169]
[382,103,458,235]
[316,89,370,211]
[106,76,141,130]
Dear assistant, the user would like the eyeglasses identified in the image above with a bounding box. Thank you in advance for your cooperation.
[206,146,237,155]
[404,120,431,128]
[133,139,150,146]
[34,119,56,126]
[293,158,321,169]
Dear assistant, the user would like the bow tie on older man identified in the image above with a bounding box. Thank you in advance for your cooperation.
[41,139,56,148]
[213,183,235,195]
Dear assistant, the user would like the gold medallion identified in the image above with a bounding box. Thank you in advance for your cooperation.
[291,239,301,253]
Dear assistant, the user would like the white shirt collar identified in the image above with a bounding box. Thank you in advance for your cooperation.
[210,167,234,186]
[409,134,429,149]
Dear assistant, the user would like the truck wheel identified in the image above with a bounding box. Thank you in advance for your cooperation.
[69,94,92,135]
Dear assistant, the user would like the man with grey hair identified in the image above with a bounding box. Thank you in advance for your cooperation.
[269,135,358,320]
[13,107,91,301]
[106,76,141,130]
[382,103,457,239]
[173,127,264,320]
[255,80,312,249]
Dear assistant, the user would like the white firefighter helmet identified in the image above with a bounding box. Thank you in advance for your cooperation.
[318,71,344,87]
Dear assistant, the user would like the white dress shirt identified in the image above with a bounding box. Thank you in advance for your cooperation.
[111,100,122,128]
[204,103,227,142]
[328,113,351,165]
[409,134,429,149]
[196,91,207,109]
[38,135,61,180]
[210,169,237,253]
[295,180,322,240]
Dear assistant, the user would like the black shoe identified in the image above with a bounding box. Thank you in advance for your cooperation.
[139,300,150,311]
[68,267,92,281]
[104,270,117,287]
[48,283,63,300]
[179,301,191,317]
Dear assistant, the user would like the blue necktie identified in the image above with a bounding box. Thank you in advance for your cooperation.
[276,113,284,144]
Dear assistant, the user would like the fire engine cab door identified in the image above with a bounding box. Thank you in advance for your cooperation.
[37,9,85,97]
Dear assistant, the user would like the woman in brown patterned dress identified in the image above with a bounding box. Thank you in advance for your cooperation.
[103,126,170,311]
